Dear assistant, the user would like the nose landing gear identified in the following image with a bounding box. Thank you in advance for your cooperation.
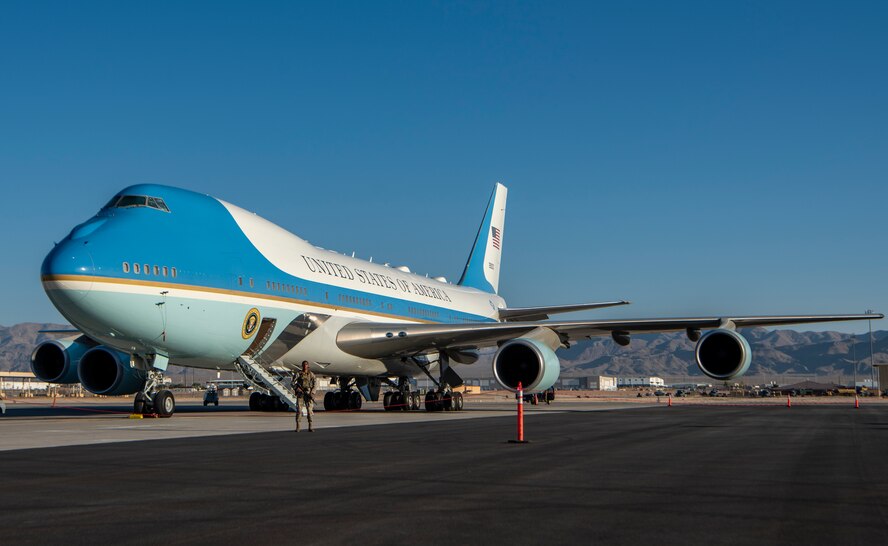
[132,369,176,418]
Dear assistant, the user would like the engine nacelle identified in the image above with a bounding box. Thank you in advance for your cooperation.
[492,338,560,392]
[695,329,752,380]
[30,336,95,384]
[78,346,147,396]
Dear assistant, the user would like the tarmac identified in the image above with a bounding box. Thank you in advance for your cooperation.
[1,400,887,544]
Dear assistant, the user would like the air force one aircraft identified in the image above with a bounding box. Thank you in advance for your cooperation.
[32,183,881,417]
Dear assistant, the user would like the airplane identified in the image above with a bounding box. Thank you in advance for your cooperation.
[31,183,882,417]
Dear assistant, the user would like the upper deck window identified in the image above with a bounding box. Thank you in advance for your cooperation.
[106,195,170,212]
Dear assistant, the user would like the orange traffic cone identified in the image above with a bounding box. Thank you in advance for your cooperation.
[786,395,792,408]
[855,395,860,409]
[667,395,672,407]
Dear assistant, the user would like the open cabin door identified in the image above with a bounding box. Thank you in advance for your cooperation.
[243,318,277,358]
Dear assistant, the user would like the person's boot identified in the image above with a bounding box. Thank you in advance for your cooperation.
[308,421,314,432]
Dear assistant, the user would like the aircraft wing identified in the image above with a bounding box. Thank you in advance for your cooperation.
[336,313,882,359]
[498,300,630,321]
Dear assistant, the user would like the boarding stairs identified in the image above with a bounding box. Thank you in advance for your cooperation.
[235,355,299,412]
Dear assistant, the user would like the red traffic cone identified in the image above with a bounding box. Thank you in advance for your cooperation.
[667,395,672,407]
[786,395,792,408]
[855,395,860,409]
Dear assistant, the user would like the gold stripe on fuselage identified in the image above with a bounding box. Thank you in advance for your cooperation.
[40,274,446,324]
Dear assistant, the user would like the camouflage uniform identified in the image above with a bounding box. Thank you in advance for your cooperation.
[292,369,317,431]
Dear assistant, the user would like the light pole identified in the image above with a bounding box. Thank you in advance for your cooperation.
[868,309,876,393]
[852,334,857,390]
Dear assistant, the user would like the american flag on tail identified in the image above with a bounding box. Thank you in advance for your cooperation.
[491,226,501,250]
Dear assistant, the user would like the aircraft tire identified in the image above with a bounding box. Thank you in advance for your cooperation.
[383,392,393,411]
[454,392,463,411]
[153,390,175,418]
[349,391,362,410]
[424,391,438,412]
[323,391,334,411]
[133,392,150,414]
[249,392,261,411]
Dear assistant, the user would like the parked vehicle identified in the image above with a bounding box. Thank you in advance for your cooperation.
[204,384,220,407]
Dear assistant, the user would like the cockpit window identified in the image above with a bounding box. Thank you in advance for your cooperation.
[106,194,171,212]
[146,197,170,212]
[116,195,148,208]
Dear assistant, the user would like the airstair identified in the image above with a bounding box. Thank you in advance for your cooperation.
[235,355,299,412]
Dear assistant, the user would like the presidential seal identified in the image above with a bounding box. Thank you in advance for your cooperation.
[242,308,261,339]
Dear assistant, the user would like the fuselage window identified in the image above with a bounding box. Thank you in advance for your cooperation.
[266,281,270,289]
[122,262,130,273]
[238,276,243,286]
[162,266,168,277]
[134,263,141,274]
[153,265,159,276]
[144,264,150,275]
[249,278,254,288]
[171,267,177,278]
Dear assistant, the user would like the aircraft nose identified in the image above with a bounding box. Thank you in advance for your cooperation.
[41,239,95,302]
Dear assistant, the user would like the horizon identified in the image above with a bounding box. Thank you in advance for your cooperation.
[1,2,885,333]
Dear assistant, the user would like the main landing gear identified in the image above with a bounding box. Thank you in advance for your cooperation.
[132,369,176,418]
[381,376,464,412]
[249,392,291,412]
[423,388,464,412]
[383,390,422,411]
[323,377,363,411]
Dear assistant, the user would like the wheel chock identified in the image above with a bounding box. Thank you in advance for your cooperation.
[128,414,144,419]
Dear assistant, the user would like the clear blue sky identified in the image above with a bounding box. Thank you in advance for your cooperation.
[1,1,885,332]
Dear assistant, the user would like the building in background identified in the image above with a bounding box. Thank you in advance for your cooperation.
[617,377,665,388]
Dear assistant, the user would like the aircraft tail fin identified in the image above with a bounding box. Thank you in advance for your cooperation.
[458,183,508,294]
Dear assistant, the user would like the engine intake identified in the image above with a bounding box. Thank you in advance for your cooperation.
[492,338,560,392]
[78,346,147,396]
[30,336,94,384]
[695,329,752,380]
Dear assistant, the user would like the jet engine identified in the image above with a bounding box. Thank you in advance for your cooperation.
[30,336,95,384]
[492,338,560,392]
[695,329,752,380]
[78,346,147,396]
